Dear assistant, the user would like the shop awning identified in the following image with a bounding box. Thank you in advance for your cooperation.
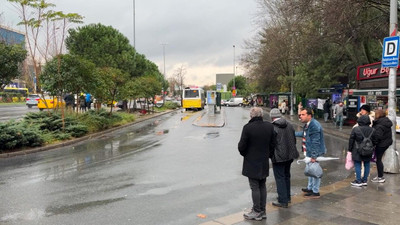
[349,88,400,96]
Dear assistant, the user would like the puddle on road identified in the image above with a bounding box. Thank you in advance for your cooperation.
[204,131,219,139]
[45,197,126,216]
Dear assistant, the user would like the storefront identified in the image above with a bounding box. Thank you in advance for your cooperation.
[351,62,400,132]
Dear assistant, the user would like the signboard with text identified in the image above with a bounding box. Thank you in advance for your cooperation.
[382,36,400,67]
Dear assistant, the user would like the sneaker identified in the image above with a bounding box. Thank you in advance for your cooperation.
[301,188,313,193]
[261,211,267,219]
[351,180,363,187]
[361,180,368,186]
[243,209,262,221]
[304,192,320,199]
[371,177,386,183]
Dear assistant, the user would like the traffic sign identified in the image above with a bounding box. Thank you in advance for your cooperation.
[382,36,400,67]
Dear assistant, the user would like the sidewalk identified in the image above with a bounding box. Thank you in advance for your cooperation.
[200,109,400,225]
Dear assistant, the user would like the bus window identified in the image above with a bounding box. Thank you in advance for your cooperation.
[184,89,199,98]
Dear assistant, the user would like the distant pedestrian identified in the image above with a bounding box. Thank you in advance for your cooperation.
[323,98,332,122]
[80,94,86,112]
[238,107,276,221]
[269,108,299,208]
[333,102,345,130]
[280,100,287,115]
[85,93,92,110]
[297,102,303,120]
[295,108,326,199]
[371,110,393,183]
[348,115,375,187]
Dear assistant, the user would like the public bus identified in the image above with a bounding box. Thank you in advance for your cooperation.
[2,87,29,102]
[182,87,205,111]
[3,87,29,96]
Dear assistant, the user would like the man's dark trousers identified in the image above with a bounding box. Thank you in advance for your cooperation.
[272,159,293,204]
[248,178,266,212]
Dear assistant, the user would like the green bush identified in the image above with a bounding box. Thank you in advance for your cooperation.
[0,122,43,151]
[78,109,126,132]
[164,101,180,109]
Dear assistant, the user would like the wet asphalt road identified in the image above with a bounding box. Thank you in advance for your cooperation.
[0,107,352,225]
[0,104,38,123]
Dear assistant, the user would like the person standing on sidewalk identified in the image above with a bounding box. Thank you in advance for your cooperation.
[238,107,276,221]
[348,115,375,187]
[269,108,299,208]
[333,101,345,130]
[295,108,326,199]
[371,109,393,183]
[323,98,332,122]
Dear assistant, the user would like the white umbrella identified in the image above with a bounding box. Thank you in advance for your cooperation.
[297,156,340,164]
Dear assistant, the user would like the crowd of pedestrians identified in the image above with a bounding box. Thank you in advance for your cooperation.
[237,103,394,221]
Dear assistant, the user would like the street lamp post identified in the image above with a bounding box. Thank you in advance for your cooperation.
[133,0,135,48]
[233,45,236,96]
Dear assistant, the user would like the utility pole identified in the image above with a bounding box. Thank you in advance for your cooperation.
[133,0,136,48]
[383,0,400,173]
[233,45,236,96]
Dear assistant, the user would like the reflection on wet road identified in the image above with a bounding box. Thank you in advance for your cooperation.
[0,108,352,225]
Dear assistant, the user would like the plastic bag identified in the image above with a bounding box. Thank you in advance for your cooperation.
[371,150,376,163]
[345,151,354,170]
[304,162,323,178]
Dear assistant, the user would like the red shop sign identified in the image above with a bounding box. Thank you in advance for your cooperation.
[357,62,400,80]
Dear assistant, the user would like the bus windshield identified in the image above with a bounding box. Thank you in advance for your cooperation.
[184,89,199,98]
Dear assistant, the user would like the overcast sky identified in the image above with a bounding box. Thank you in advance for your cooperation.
[1,0,260,86]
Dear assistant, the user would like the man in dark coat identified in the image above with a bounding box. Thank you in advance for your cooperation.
[269,108,299,208]
[238,107,276,221]
[348,115,375,187]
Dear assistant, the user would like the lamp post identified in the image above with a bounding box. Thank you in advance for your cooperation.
[133,0,135,48]
[233,45,236,96]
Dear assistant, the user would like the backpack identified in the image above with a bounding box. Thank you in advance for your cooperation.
[355,127,374,156]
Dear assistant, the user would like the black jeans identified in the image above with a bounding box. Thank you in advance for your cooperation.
[248,177,266,212]
[272,159,293,204]
[375,146,388,177]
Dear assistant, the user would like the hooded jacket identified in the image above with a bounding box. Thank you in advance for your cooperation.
[270,118,299,163]
[348,115,375,161]
[372,116,393,149]
[238,117,276,179]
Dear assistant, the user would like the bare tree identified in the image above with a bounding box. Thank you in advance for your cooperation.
[7,0,83,92]
[173,64,186,99]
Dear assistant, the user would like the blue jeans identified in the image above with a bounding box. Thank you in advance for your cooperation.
[354,160,370,182]
[335,115,343,129]
[307,176,321,193]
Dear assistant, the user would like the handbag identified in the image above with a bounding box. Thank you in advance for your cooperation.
[304,162,323,178]
[345,151,354,170]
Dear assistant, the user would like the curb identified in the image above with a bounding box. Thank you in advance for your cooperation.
[0,109,178,158]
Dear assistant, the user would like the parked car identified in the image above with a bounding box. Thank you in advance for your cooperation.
[26,94,40,108]
[37,96,65,111]
[224,97,244,107]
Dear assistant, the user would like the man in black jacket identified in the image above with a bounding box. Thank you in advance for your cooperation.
[238,107,276,221]
[269,108,299,208]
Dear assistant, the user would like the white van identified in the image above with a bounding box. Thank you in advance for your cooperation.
[224,97,243,107]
